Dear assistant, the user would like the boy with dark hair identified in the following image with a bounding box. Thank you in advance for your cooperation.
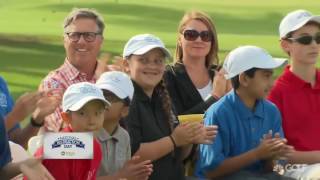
[96,71,153,180]
[196,46,294,179]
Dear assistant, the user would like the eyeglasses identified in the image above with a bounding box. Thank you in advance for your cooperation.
[287,33,320,45]
[182,29,213,42]
[65,32,101,42]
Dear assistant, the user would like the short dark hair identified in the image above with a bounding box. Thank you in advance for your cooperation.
[231,68,258,90]
[102,89,130,106]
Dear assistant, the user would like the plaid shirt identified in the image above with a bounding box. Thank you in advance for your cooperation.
[39,59,96,132]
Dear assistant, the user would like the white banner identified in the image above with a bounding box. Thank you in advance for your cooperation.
[43,132,93,159]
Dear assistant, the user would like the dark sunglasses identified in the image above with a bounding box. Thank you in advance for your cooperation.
[182,29,213,42]
[65,32,101,42]
[287,33,320,45]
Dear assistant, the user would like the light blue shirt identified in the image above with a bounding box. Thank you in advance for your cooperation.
[195,90,284,177]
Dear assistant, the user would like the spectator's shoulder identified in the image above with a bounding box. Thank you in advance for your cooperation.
[263,99,280,113]
[118,126,130,138]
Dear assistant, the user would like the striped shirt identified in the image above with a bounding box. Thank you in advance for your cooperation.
[39,59,96,132]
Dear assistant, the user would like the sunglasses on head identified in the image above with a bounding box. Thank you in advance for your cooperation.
[182,29,213,42]
[287,33,320,45]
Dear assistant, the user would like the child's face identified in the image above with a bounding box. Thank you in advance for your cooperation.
[244,69,274,99]
[104,101,127,123]
[282,24,320,65]
[103,92,128,124]
[126,48,166,92]
[69,100,105,132]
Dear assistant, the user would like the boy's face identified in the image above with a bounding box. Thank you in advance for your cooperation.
[69,100,105,132]
[103,91,128,124]
[282,24,320,65]
[243,69,274,99]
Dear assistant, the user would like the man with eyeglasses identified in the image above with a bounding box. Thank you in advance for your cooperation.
[38,8,107,132]
[268,10,320,178]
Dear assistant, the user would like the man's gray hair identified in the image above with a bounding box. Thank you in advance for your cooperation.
[63,8,105,35]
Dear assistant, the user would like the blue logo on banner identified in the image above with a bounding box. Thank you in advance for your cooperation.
[51,136,85,149]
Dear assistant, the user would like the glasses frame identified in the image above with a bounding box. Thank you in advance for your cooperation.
[65,32,102,42]
[182,29,213,42]
[287,33,320,45]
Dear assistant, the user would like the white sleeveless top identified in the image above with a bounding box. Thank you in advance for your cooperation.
[197,81,213,101]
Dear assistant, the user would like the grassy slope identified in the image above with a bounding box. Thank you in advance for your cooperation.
[1,0,320,99]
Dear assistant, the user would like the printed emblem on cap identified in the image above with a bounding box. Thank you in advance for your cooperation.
[79,85,99,94]
[297,12,310,19]
[145,36,159,43]
[110,76,121,83]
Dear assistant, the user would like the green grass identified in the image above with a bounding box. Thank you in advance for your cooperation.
[1,0,320,100]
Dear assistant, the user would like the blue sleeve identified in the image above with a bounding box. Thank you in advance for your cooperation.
[195,106,229,177]
[0,116,12,168]
[273,106,284,138]
[0,77,14,114]
[0,77,20,133]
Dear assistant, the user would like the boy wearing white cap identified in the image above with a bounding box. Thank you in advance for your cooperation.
[32,82,109,180]
[195,46,294,179]
[268,10,320,164]
[95,71,153,180]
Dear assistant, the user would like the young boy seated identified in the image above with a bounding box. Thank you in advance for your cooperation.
[96,71,153,180]
[195,46,294,180]
[30,82,109,180]
[269,9,320,162]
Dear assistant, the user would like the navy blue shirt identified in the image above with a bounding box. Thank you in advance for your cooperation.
[0,115,11,168]
[0,76,20,133]
[195,90,284,177]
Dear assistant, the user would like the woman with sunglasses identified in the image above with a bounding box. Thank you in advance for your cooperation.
[164,10,230,177]
[164,11,230,117]
[268,9,320,176]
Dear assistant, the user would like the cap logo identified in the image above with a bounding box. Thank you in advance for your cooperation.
[145,36,159,43]
[79,86,98,94]
[297,12,310,19]
[110,76,121,83]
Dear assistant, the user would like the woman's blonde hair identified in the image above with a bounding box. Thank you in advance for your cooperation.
[175,10,219,67]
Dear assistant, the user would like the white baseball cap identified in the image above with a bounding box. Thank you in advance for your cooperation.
[279,9,320,38]
[223,46,287,79]
[122,34,171,59]
[62,82,110,112]
[96,71,134,100]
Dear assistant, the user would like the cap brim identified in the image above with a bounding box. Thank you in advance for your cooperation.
[132,45,171,58]
[96,84,128,100]
[224,58,287,80]
[256,58,287,69]
[67,96,110,112]
[290,16,320,35]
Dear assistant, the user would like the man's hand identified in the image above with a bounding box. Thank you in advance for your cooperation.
[5,91,43,130]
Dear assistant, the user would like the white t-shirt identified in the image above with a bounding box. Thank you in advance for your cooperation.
[197,81,213,101]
